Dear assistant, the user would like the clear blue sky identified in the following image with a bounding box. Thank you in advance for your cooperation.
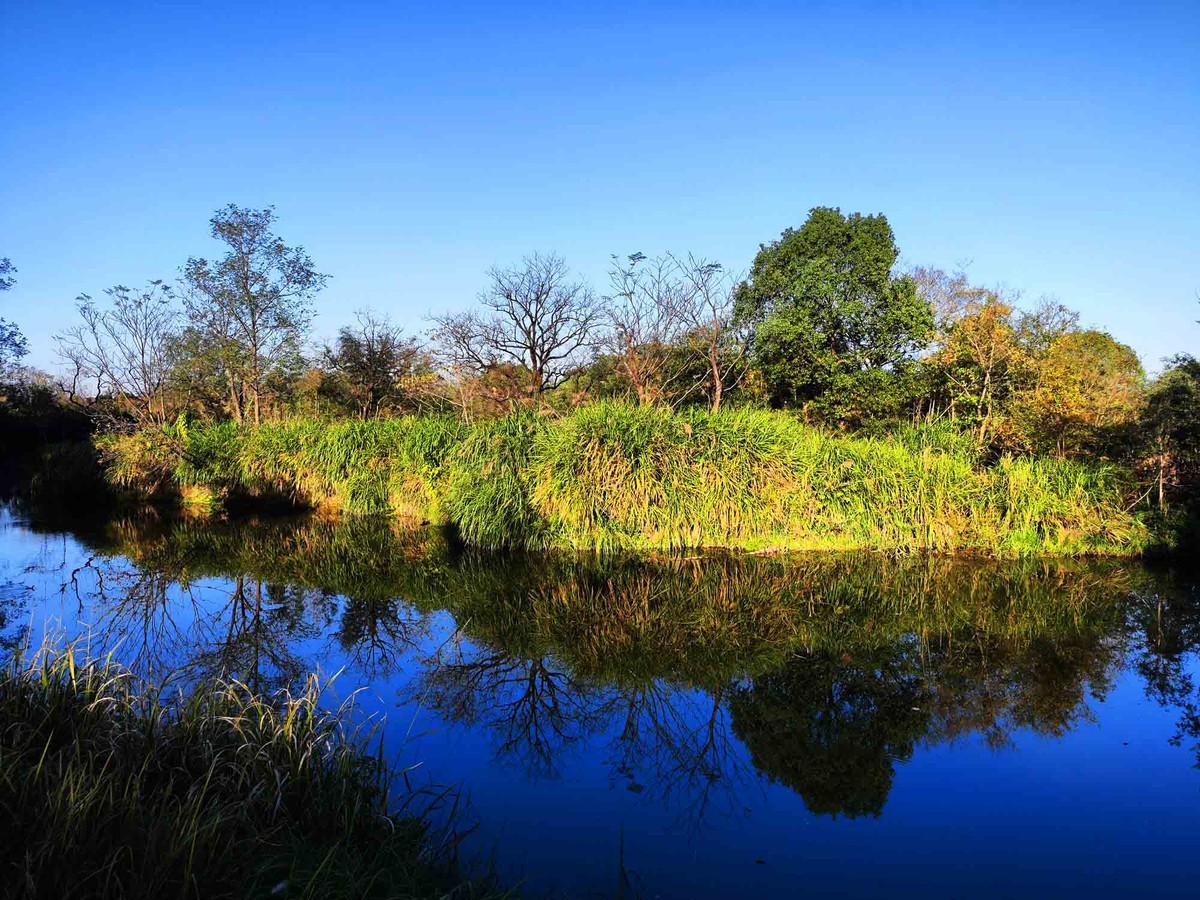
[2,1,1197,372]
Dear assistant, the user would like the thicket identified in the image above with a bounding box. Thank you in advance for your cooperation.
[8,204,1197,549]
[99,402,1146,556]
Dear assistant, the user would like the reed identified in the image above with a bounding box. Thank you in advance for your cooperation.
[97,403,1148,556]
[0,642,505,900]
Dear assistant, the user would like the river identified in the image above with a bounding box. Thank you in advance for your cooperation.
[1,508,1197,898]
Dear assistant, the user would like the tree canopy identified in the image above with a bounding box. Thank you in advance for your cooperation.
[1021,330,1144,458]
[182,205,328,425]
[734,207,934,425]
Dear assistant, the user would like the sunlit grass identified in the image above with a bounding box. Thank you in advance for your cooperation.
[97,403,1148,556]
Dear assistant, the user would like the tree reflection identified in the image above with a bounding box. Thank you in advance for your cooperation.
[1128,573,1200,764]
[921,633,1118,750]
[414,641,606,778]
[0,578,31,651]
[11,509,1200,824]
[334,594,429,677]
[605,681,754,827]
[58,554,197,676]
[730,644,929,818]
[186,576,325,692]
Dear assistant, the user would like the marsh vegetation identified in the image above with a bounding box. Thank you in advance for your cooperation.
[98,403,1146,555]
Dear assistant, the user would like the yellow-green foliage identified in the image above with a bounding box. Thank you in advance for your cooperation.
[98,403,1147,556]
[105,415,467,520]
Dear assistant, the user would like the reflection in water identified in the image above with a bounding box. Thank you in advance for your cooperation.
[416,648,606,779]
[731,645,929,819]
[1128,574,1200,764]
[4,510,1200,824]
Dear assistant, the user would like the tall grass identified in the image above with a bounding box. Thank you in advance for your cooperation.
[97,403,1148,556]
[0,642,504,900]
[101,415,468,519]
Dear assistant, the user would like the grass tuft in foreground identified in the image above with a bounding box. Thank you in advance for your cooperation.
[0,643,506,900]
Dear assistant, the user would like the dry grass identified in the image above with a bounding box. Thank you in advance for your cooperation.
[0,641,507,900]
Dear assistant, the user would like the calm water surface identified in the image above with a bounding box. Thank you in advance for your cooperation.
[1,508,1198,898]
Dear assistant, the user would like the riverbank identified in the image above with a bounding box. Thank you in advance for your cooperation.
[0,644,506,900]
[99,402,1147,556]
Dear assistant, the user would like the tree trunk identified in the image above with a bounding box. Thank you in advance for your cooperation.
[1158,438,1168,510]
[709,342,723,413]
[227,372,244,425]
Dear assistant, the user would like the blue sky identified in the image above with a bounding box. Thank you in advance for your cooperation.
[2,1,1197,372]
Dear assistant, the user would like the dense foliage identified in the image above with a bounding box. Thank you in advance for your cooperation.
[99,402,1145,556]
[734,207,934,425]
[3,202,1197,548]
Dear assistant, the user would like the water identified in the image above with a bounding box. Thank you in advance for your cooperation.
[2,507,1198,898]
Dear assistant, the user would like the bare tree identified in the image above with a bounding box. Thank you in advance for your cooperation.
[677,254,746,413]
[433,253,600,401]
[909,265,981,335]
[605,253,694,405]
[1016,295,1080,355]
[603,252,746,411]
[55,281,181,425]
[182,205,327,425]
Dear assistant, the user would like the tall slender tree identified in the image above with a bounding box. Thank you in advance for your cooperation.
[182,205,327,425]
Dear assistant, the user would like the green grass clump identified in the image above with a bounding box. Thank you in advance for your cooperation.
[442,412,549,548]
[520,402,1143,554]
[0,644,504,900]
[97,403,1148,556]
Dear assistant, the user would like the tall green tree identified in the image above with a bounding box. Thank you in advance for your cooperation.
[1145,355,1200,518]
[182,206,327,425]
[735,208,933,425]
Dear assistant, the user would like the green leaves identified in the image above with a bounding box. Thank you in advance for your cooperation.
[737,207,934,425]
